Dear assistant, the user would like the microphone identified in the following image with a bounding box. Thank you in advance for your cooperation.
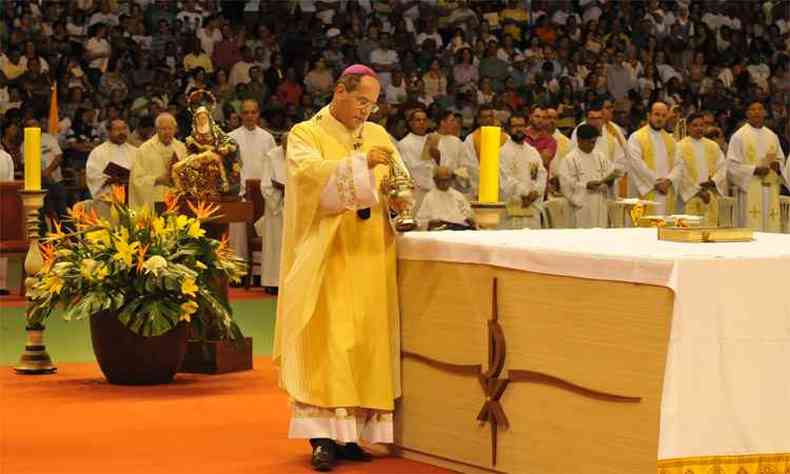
[353,128,370,220]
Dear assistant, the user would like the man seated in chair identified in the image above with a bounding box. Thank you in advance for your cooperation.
[416,166,477,230]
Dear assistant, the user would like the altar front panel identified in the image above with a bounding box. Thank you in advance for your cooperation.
[397,260,674,474]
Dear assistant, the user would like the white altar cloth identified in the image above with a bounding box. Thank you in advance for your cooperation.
[398,228,790,463]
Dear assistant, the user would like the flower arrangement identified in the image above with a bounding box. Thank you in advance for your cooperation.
[26,186,248,340]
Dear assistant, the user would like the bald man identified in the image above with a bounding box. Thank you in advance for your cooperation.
[626,101,685,215]
[273,65,411,471]
[227,99,276,268]
[416,165,476,230]
[129,113,187,209]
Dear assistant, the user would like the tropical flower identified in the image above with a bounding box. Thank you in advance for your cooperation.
[25,191,247,340]
[113,238,141,268]
[181,278,198,297]
[180,300,199,322]
[110,184,125,204]
[142,255,168,274]
[164,191,179,213]
[80,258,98,279]
[187,200,220,221]
[187,220,205,238]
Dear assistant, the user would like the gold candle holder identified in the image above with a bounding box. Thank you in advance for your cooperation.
[15,189,57,375]
[471,201,506,230]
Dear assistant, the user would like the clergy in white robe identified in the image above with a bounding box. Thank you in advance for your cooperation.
[727,102,787,232]
[0,148,13,292]
[416,166,475,230]
[86,120,136,200]
[499,114,547,229]
[257,135,287,289]
[413,110,475,197]
[560,125,616,228]
[397,110,431,208]
[228,99,277,263]
[571,102,628,199]
[676,113,728,226]
[625,102,685,215]
[129,113,187,210]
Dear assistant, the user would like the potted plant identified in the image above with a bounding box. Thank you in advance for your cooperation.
[25,186,247,385]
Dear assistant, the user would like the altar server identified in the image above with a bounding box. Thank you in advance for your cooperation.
[86,119,136,200]
[228,99,276,265]
[727,101,786,232]
[257,132,287,293]
[416,166,476,230]
[560,124,616,228]
[677,112,728,226]
[626,101,685,215]
[500,114,547,229]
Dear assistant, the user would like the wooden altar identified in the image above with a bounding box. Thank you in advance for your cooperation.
[396,260,674,474]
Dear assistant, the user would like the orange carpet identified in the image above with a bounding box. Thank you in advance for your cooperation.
[0,357,454,474]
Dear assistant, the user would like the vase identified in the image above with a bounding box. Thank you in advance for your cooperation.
[89,311,189,385]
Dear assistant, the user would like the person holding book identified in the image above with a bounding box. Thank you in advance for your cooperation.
[86,119,136,201]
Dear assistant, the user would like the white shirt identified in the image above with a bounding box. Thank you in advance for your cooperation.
[88,12,119,27]
[416,187,473,229]
[0,149,13,181]
[40,133,63,183]
[369,48,399,87]
[85,37,111,70]
[228,125,276,195]
[229,61,254,87]
[197,27,222,57]
[416,32,443,48]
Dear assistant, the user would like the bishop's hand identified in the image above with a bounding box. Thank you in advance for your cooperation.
[367,146,393,169]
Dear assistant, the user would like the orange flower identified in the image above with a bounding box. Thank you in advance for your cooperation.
[47,219,66,240]
[111,185,125,205]
[40,242,56,273]
[187,200,220,221]
[135,244,150,273]
[164,192,179,213]
[67,205,99,227]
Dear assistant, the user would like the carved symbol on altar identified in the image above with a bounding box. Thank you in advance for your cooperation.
[402,278,645,468]
[749,206,761,219]
[769,208,779,222]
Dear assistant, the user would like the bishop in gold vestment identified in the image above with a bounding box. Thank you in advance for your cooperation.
[273,66,405,471]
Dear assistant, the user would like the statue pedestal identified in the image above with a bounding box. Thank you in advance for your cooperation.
[163,198,255,374]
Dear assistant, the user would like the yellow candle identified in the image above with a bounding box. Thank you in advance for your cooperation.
[24,127,42,191]
[478,126,500,203]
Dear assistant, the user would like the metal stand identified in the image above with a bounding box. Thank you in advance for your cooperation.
[14,189,56,375]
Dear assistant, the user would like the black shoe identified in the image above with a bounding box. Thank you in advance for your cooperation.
[310,439,335,472]
[263,286,279,295]
[336,442,373,462]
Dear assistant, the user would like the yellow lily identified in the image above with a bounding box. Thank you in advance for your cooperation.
[113,239,140,267]
[187,220,205,238]
[181,278,198,297]
[179,300,199,322]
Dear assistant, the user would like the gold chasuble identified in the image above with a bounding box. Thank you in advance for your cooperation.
[633,126,677,215]
[273,106,402,442]
[679,137,724,226]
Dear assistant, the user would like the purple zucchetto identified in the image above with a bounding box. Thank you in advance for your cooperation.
[341,64,378,78]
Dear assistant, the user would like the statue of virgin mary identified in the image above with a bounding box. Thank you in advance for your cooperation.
[171,90,242,200]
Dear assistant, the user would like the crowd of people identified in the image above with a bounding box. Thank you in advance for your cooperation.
[0,0,789,281]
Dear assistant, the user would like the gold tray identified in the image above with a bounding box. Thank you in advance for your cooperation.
[657,227,754,243]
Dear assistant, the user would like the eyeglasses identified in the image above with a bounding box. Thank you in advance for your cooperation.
[354,96,380,114]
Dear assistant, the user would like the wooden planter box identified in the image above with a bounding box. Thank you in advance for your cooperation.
[180,337,253,374]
